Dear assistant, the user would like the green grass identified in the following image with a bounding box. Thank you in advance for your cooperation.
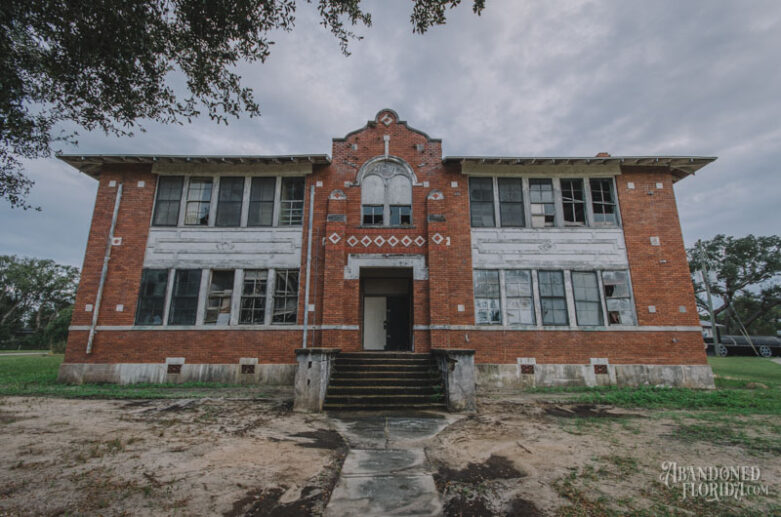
[0,354,268,399]
[0,349,50,355]
[708,357,781,389]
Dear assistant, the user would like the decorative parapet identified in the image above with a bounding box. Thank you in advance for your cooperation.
[293,348,340,412]
[431,349,476,412]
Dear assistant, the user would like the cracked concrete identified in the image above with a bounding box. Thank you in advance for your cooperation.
[325,412,459,516]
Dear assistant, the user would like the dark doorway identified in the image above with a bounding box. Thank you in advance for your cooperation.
[361,268,413,352]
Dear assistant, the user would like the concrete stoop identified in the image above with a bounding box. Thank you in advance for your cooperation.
[324,353,446,411]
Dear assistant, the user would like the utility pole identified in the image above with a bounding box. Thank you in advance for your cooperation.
[698,242,721,355]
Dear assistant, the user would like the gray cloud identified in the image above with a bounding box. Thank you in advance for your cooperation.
[2,0,779,266]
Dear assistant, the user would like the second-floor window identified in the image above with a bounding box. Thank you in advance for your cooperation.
[248,177,276,226]
[280,177,305,226]
[529,179,555,228]
[215,177,244,227]
[590,178,618,225]
[360,160,413,227]
[561,178,586,225]
[184,178,213,225]
[152,176,183,226]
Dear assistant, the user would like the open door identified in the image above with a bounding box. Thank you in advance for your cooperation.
[363,296,387,350]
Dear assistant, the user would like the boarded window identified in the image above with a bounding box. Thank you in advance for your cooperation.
[469,177,495,227]
[602,270,635,325]
[590,178,617,225]
[572,271,603,326]
[561,178,586,225]
[498,178,524,227]
[362,205,384,225]
[272,270,299,324]
[529,179,555,227]
[474,270,501,324]
[240,270,267,324]
[168,269,202,325]
[279,177,305,225]
[538,270,568,325]
[390,205,412,225]
[135,269,168,325]
[152,176,183,226]
[184,177,213,225]
[215,177,244,227]
[204,270,234,325]
[505,270,535,324]
[247,177,276,226]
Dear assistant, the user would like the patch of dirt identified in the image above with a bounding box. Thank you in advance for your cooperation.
[0,394,341,516]
[434,454,525,487]
[544,403,639,419]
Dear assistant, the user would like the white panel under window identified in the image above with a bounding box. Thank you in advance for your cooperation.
[361,175,384,204]
[387,175,412,205]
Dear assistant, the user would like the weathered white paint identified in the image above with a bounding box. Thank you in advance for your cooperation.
[344,254,428,280]
[471,228,629,269]
[144,227,302,269]
[413,324,703,332]
[152,162,313,176]
[363,296,386,350]
[461,162,621,178]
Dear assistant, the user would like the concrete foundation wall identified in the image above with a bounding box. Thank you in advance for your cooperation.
[58,362,296,386]
[476,363,715,389]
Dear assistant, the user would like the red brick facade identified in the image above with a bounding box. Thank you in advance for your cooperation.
[63,109,710,370]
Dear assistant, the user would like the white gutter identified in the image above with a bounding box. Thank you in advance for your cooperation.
[301,184,315,349]
[87,183,123,354]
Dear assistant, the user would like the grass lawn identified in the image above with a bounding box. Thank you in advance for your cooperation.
[0,349,50,354]
[0,354,269,399]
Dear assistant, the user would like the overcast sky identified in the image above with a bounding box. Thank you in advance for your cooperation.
[1,0,780,267]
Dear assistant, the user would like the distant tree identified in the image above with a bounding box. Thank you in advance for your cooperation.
[0,255,79,349]
[687,234,781,336]
[0,0,485,209]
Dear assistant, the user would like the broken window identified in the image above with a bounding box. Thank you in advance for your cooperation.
[505,270,535,325]
[272,269,299,324]
[247,177,276,226]
[204,270,235,325]
[135,269,169,325]
[184,177,213,225]
[168,269,202,325]
[602,270,635,325]
[152,176,183,226]
[538,270,568,325]
[240,270,268,324]
[561,178,586,225]
[469,177,495,227]
[474,270,501,324]
[572,271,603,326]
[529,179,556,227]
[498,178,524,227]
[362,205,384,225]
[390,205,412,225]
[590,178,617,225]
[215,177,244,227]
[279,177,305,226]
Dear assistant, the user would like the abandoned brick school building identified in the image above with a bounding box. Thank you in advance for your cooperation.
[58,109,716,404]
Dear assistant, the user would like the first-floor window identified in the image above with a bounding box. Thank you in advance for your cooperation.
[603,270,635,325]
[272,269,299,324]
[390,205,412,225]
[505,270,535,324]
[362,205,384,225]
[168,269,202,325]
[135,269,169,325]
[474,269,501,324]
[240,270,268,324]
[572,271,602,326]
[204,270,235,324]
[538,270,568,325]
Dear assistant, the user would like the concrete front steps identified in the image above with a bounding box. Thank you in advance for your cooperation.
[324,352,446,410]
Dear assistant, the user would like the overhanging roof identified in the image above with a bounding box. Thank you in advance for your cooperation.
[57,153,332,177]
[443,155,717,182]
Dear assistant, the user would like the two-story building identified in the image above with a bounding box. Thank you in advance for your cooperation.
[58,109,716,391]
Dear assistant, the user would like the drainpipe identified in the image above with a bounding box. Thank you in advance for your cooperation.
[302,184,315,349]
[87,182,123,354]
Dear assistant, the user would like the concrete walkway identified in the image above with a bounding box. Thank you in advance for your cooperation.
[325,412,457,517]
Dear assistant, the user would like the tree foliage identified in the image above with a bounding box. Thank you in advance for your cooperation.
[0,255,79,349]
[0,0,484,209]
[688,234,781,336]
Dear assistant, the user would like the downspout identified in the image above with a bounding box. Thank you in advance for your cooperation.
[87,182,123,354]
[302,184,315,349]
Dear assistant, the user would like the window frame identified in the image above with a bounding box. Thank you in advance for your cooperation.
[279,177,305,226]
[469,177,496,228]
[152,176,184,227]
[167,269,203,325]
[134,269,170,325]
[537,270,569,326]
[590,177,619,227]
[602,270,636,325]
[203,270,235,325]
[183,177,214,226]
[239,269,269,325]
[529,178,556,228]
[473,269,502,325]
[504,269,535,325]
[561,178,587,226]
[214,177,245,227]
[362,205,384,225]
[571,271,603,326]
[247,176,276,227]
[497,177,525,227]
[271,269,299,324]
